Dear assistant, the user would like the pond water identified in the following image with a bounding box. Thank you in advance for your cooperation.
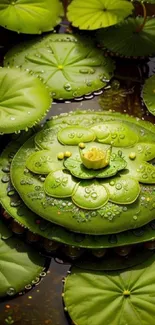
[0,23,155,325]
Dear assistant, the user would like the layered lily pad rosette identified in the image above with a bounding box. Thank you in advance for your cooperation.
[0,219,45,298]
[63,254,155,325]
[4,34,115,100]
[0,67,52,134]
[1,111,155,256]
[0,0,63,34]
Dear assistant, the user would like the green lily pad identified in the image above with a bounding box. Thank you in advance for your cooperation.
[72,180,109,209]
[0,67,51,134]
[63,255,155,325]
[26,150,63,174]
[4,33,115,100]
[35,125,68,150]
[67,0,133,30]
[96,152,127,178]
[91,122,138,146]
[44,170,77,198]
[0,0,63,34]
[134,161,155,184]
[0,221,45,298]
[58,126,96,145]
[143,75,155,116]
[97,17,155,57]
[104,176,141,204]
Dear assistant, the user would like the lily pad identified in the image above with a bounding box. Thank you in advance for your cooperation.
[63,255,155,325]
[91,122,138,146]
[72,180,109,209]
[67,0,133,30]
[44,170,77,198]
[0,67,51,134]
[26,150,63,174]
[143,75,155,116]
[4,33,115,100]
[58,126,96,145]
[97,17,155,57]
[104,176,141,204]
[0,0,63,34]
[0,220,45,298]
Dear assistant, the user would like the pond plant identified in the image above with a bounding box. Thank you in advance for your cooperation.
[0,0,155,324]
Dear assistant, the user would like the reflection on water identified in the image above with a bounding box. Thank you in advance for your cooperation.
[0,27,155,325]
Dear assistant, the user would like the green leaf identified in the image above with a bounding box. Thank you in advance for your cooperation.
[0,221,45,298]
[26,150,63,174]
[97,17,155,57]
[104,176,141,204]
[143,75,155,116]
[0,68,51,134]
[58,126,96,145]
[0,0,63,34]
[64,255,155,325]
[67,0,134,30]
[4,33,115,100]
[72,180,109,209]
[44,170,77,198]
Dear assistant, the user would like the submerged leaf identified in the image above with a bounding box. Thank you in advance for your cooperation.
[143,75,155,116]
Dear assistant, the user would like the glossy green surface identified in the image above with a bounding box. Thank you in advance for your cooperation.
[67,0,133,29]
[0,220,45,298]
[64,254,155,325]
[9,111,155,235]
[0,0,63,34]
[4,34,115,100]
[143,75,155,116]
[97,17,155,57]
[0,68,52,134]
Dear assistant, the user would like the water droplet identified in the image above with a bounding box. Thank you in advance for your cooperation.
[133,215,137,221]
[116,183,122,190]
[7,287,16,296]
[86,80,92,87]
[64,83,72,91]
[1,175,9,183]
[2,165,10,173]
[110,181,115,186]
[10,117,15,121]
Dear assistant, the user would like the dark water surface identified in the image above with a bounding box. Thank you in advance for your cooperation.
[0,25,155,325]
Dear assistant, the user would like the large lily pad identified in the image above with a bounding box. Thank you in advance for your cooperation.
[0,67,51,134]
[143,75,155,116]
[4,33,115,100]
[67,0,133,30]
[0,220,45,298]
[8,111,155,236]
[97,17,155,57]
[0,0,63,34]
[64,254,155,325]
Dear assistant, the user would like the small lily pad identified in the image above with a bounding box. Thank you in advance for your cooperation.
[96,152,127,178]
[0,67,51,134]
[67,0,133,30]
[26,150,63,174]
[44,170,77,198]
[64,255,155,325]
[91,122,138,147]
[135,161,155,184]
[104,176,141,204]
[4,33,115,100]
[72,180,109,209]
[97,17,155,57]
[143,75,155,116]
[0,0,63,34]
[58,126,96,145]
[0,221,45,298]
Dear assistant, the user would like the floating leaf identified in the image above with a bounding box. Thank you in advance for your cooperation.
[0,68,51,134]
[0,0,63,34]
[58,126,96,145]
[4,33,115,100]
[67,0,133,30]
[97,17,155,57]
[0,221,45,298]
[44,170,77,198]
[26,150,63,174]
[104,176,141,204]
[64,255,155,325]
[143,75,155,116]
[72,180,109,209]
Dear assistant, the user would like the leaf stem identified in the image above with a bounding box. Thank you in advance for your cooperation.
[136,3,147,33]
[63,0,69,18]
